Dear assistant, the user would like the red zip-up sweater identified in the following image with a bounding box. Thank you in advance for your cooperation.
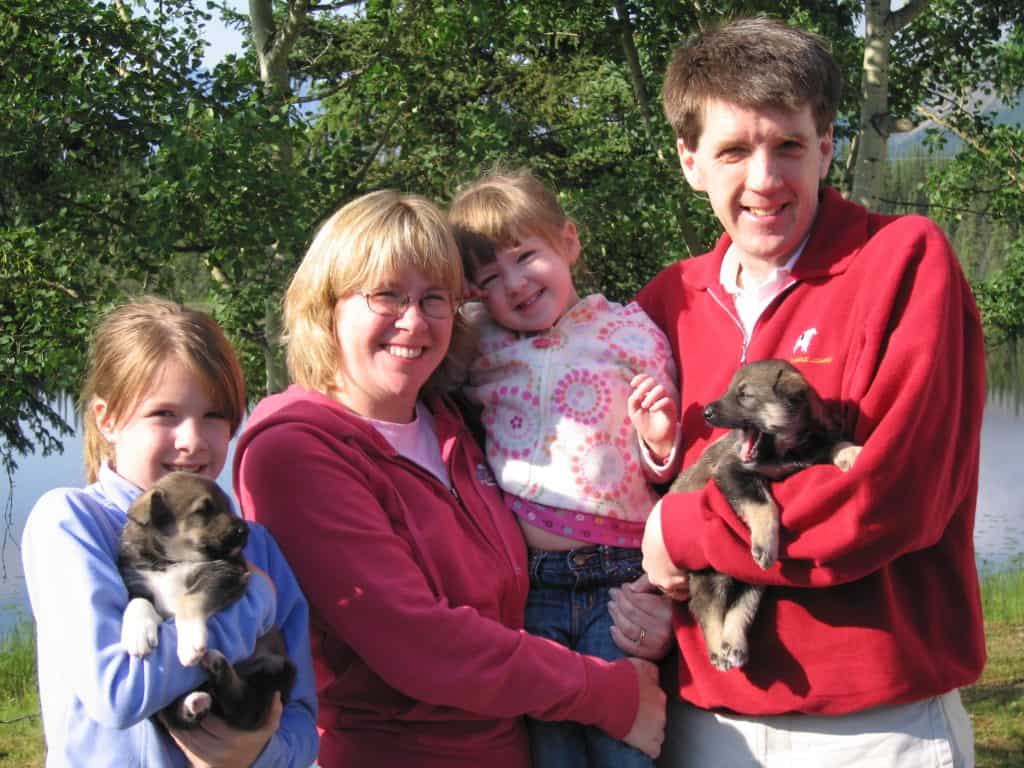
[234,387,638,767]
[637,187,986,716]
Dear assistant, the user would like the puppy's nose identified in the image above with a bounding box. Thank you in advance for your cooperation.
[703,404,716,423]
[229,521,249,547]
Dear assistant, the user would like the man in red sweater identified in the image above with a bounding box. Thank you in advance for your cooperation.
[639,17,985,767]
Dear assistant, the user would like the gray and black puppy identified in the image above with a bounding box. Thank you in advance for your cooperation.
[118,471,295,729]
[668,359,860,671]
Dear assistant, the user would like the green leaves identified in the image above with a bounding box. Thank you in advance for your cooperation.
[4,0,1023,467]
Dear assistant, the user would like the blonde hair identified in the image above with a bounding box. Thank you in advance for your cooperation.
[80,296,246,483]
[284,189,467,394]
[448,168,570,281]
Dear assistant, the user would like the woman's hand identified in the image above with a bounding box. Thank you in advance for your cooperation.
[609,574,675,661]
[621,658,666,758]
[163,693,282,768]
[642,500,691,601]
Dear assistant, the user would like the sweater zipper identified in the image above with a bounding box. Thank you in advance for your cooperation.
[391,452,522,592]
[447,473,525,593]
[707,278,800,364]
[708,288,751,363]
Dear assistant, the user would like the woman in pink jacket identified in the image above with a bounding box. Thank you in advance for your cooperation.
[234,190,671,767]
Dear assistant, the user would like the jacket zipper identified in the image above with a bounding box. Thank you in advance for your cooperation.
[707,278,800,364]
[708,287,751,363]
[391,452,524,594]
[448,471,526,596]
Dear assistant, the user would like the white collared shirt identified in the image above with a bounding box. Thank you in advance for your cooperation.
[719,239,808,337]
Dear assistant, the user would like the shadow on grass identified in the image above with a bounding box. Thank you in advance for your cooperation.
[962,679,1024,708]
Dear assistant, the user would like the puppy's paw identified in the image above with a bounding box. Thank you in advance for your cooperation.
[176,618,209,667]
[121,598,162,657]
[751,540,778,570]
[200,650,230,682]
[179,691,212,724]
[831,442,862,472]
[711,641,747,671]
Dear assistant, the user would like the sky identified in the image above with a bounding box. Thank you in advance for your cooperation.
[200,1,247,69]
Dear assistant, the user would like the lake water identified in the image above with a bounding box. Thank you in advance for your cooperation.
[2,398,1023,637]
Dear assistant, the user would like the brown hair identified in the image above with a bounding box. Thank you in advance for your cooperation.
[283,189,468,395]
[448,168,570,281]
[663,17,841,148]
[80,296,246,482]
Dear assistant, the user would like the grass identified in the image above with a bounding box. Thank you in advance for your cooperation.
[980,560,1024,624]
[0,568,1021,767]
[967,622,1024,768]
[0,620,42,767]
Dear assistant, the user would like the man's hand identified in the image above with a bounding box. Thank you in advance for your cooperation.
[628,374,678,461]
[642,500,690,601]
[163,693,282,768]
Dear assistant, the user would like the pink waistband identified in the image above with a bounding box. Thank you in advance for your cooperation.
[505,494,644,548]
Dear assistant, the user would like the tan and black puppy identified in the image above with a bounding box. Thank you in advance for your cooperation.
[669,359,861,671]
[118,472,295,729]
[118,472,250,667]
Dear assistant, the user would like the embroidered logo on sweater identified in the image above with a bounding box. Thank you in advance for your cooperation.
[793,327,818,354]
[475,463,498,486]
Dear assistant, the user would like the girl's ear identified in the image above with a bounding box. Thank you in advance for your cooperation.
[561,220,582,265]
[92,398,117,444]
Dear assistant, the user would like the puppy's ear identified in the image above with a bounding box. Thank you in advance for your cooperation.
[147,489,177,529]
[188,494,218,519]
[774,367,831,427]
[127,489,154,526]
[127,487,175,528]
[803,386,831,429]
[772,367,806,404]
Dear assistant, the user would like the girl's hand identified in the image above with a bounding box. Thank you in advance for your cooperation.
[609,573,675,661]
[163,693,282,768]
[627,374,678,460]
[621,658,667,758]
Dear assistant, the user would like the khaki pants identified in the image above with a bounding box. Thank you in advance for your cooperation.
[658,690,974,768]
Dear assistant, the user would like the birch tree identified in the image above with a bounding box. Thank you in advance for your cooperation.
[848,0,930,209]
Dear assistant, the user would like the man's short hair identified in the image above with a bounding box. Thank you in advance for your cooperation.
[663,17,842,148]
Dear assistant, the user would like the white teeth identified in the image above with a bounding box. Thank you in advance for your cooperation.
[387,345,423,359]
[748,206,781,216]
[517,291,542,310]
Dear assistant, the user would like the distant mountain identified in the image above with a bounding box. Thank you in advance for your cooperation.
[888,88,1024,158]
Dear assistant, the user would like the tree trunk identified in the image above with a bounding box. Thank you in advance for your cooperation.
[850,0,931,209]
[613,0,702,256]
[248,0,310,393]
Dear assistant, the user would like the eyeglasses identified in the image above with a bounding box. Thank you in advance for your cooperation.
[360,290,456,320]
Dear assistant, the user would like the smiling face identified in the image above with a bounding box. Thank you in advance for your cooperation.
[94,356,231,491]
[678,99,833,275]
[332,266,454,422]
[472,222,581,333]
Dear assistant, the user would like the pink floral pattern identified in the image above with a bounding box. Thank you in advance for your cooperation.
[484,385,542,460]
[464,294,678,525]
[552,368,612,426]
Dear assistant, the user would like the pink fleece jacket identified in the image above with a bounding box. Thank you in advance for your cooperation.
[234,387,638,767]
[637,187,986,716]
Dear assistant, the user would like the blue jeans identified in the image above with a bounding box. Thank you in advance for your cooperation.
[525,544,654,768]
